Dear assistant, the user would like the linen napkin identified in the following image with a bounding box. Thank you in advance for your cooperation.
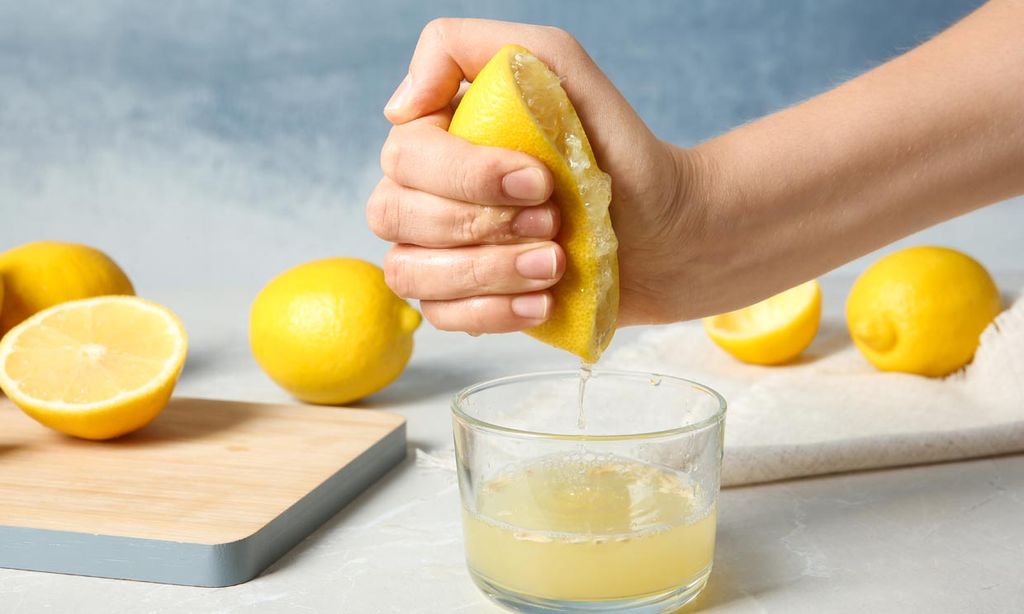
[605,292,1024,487]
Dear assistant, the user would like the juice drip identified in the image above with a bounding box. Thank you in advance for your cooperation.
[576,362,593,430]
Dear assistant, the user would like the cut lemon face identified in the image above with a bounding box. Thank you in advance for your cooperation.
[704,280,822,365]
[0,296,188,440]
[449,45,619,364]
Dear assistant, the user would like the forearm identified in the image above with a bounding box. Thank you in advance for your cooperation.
[683,0,1024,314]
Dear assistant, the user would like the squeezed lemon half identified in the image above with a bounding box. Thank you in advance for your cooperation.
[449,45,619,363]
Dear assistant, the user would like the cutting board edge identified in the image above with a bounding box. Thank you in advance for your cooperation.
[0,419,408,586]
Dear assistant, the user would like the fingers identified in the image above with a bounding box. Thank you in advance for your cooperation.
[376,18,624,336]
[384,242,565,301]
[381,117,553,207]
[421,292,553,334]
[384,18,590,124]
[367,178,559,248]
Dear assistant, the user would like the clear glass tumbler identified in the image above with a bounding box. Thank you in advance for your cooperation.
[452,369,726,613]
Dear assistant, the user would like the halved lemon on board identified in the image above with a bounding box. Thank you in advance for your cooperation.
[704,280,822,365]
[0,296,188,440]
[449,44,619,364]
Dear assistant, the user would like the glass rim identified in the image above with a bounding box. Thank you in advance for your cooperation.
[451,369,727,442]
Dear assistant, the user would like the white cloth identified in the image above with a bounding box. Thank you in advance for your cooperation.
[605,292,1024,487]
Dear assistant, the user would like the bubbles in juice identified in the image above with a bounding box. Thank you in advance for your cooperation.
[462,454,716,602]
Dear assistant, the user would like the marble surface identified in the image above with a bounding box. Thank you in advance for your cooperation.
[2,277,1023,613]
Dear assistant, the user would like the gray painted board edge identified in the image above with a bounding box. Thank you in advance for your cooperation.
[0,421,407,587]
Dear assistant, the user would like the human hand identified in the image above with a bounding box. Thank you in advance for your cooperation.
[368,18,703,334]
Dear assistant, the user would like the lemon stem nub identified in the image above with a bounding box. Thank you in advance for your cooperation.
[400,305,423,334]
[852,317,897,353]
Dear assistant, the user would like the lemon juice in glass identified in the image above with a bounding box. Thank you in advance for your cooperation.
[452,370,725,613]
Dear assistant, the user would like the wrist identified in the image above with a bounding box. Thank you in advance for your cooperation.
[664,141,722,245]
[638,141,722,321]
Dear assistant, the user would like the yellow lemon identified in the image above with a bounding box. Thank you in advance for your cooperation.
[449,45,619,364]
[0,296,188,440]
[846,246,1001,377]
[704,280,822,365]
[0,241,135,337]
[249,258,421,405]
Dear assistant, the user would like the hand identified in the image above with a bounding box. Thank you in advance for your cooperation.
[368,18,702,334]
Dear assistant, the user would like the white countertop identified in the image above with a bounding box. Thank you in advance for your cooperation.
[2,277,1023,614]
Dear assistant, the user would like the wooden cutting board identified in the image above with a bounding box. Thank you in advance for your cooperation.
[0,396,406,587]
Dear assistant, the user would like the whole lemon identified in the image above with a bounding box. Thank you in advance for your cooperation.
[249,258,421,405]
[846,246,1001,377]
[0,241,135,336]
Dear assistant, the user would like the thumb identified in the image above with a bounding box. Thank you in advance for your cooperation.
[384,18,515,124]
[384,18,606,125]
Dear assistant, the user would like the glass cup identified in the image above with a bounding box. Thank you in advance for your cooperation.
[452,369,726,613]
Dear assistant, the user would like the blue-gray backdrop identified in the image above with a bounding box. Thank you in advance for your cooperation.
[2,0,1018,293]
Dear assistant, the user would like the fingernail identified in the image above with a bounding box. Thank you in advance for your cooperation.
[385,74,413,115]
[502,168,549,202]
[511,208,555,238]
[515,246,559,280]
[511,294,550,320]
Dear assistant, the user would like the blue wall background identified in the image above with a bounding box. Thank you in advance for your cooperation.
[2,0,1017,293]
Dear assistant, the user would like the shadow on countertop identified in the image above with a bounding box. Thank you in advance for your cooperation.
[354,363,490,409]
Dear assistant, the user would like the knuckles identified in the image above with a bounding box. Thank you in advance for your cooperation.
[463,296,494,332]
[382,249,414,298]
[455,206,512,244]
[422,17,454,42]
[421,297,493,334]
[418,301,449,331]
[365,182,394,240]
[450,254,485,293]
[540,26,581,53]
[379,132,403,177]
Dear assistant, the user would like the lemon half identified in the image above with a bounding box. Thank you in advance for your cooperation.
[704,280,822,365]
[449,45,619,364]
[0,296,188,440]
